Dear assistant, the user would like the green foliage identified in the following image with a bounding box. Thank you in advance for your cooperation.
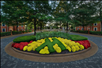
[36,31,71,40]
[90,31,102,35]
[78,30,88,34]
[1,32,11,36]
[12,31,22,35]
[71,30,102,35]
[13,35,36,43]
[70,35,88,41]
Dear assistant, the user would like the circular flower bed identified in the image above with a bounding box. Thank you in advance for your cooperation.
[12,37,90,54]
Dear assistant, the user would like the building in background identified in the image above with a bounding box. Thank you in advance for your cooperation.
[75,22,101,31]
[0,23,25,32]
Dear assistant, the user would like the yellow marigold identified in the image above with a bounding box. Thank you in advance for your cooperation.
[53,44,58,48]
[48,37,53,42]
[62,42,67,47]
[66,46,71,52]
[32,46,37,51]
[53,44,61,53]
[71,46,76,52]
[55,47,61,53]
[39,48,50,54]
[23,46,28,51]
[27,47,33,51]
[74,45,80,51]
[44,46,48,50]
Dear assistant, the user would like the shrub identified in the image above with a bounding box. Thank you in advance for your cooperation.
[89,31,102,35]
[36,31,71,40]
[13,35,36,43]
[1,32,11,36]
[78,30,88,34]
[12,31,22,35]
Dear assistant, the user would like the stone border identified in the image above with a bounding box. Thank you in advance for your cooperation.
[5,41,98,63]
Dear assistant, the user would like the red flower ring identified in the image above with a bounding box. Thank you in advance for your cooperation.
[75,40,90,49]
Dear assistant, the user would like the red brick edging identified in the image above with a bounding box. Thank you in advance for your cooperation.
[5,41,98,63]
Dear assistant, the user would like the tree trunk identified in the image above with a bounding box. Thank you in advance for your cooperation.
[60,21,61,29]
[82,23,84,31]
[16,22,18,32]
[101,21,102,31]
[82,25,84,31]
[66,21,68,32]
[34,18,36,35]
[40,21,42,32]
[90,25,91,31]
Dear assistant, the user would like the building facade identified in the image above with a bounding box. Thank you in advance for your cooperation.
[0,23,25,32]
[75,22,101,31]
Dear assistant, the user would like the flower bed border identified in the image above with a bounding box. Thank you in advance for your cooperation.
[5,40,98,63]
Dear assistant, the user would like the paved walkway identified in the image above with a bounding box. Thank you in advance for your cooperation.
[1,32,102,68]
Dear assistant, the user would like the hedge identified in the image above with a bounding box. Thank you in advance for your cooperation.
[71,30,102,35]
[89,31,102,35]
[12,31,22,35]
[70,35,88,41]
[1,32,11,36]
[13,35,36,43]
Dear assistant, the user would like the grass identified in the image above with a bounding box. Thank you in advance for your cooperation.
[70,35,88,41]
[13,35,36,43]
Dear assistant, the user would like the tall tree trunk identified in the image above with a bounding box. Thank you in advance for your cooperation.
[101,21,102,31]
[82,23,84,31]
[16,22,18,32]
[60,21,61,29]
[82,25,84,31]
[90,25,91,31]
[40,21,42,32]
[34,18,36,35]
[66,21,68,32]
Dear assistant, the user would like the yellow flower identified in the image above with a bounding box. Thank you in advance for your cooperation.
[27,47,33,51]
[66,46,71,52]
[39,46,50,54]
[71,46,76,52]
[44,46,48,50]
[23,46,27,51]
[74,45,80,51]
[48,37,53,42]
[53,44,61,53]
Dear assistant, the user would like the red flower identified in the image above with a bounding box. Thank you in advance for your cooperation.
[75,40,91,49]
[29,40,33,43]
[12,43,16,47]
[13,43,20,48]
[19,45,24,50]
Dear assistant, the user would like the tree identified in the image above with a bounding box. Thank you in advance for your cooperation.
[1,1,27,31]
[22,1,52,35]
[73,1,97,30]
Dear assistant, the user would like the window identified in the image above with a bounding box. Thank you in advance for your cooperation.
[88,28,90,30]
[94,23,97,26]
[94,27,97,31]
[2,28,6,32]
[81,28,83,30]
[17,25,19,27]
[2,23,5,26]
[21,25,23,27]
[77,28,79,30]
